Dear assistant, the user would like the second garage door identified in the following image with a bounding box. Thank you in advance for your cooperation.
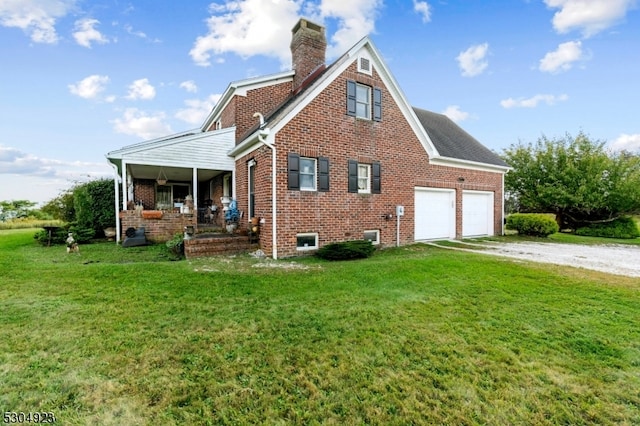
[462,191,494,237]
[414,188,456,240]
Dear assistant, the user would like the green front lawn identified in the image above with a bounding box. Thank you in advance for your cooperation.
[1,229,639,425]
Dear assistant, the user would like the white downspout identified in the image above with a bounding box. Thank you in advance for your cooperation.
[501,173,505,236]
[253,112,278,259]
[108,161,122,243]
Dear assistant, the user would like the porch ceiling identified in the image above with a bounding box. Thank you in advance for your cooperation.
[129,164,225,182]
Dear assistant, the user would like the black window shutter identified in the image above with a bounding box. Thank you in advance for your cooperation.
[348,160,358,193]
[288,153,300,190]
[318,157,330,192]
[372,161,381,194]
[346,80,357,117]
[373,88,382,121]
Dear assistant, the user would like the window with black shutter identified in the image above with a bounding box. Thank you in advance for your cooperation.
[288,153,300,190]
[348,160,358,193]
[318,157,330,192]
[372,161,381,193]
[349,160,381,194]
[346,80,357,117]
[373,88,382,121]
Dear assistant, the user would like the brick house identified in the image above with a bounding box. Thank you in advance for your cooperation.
[106,18,508,258]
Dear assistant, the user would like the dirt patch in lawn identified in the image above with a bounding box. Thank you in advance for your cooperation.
[429,241,640,278]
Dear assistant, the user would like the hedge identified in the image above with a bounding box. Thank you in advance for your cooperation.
[506,213,559,237]
[575,217,639,239]
[316,240,376,260]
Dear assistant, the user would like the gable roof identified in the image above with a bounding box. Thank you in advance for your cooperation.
[230,36,508,173]
[412,108,508,168]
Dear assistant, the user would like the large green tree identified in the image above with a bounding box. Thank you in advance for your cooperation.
[502,132,640,229]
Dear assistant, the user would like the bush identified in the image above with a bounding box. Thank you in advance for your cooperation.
[506,213,559,237]
[74,179,115,238]
[316,240,376,261]
[165,233,185,259]
[575,216,640,239]
[33,223,95,246]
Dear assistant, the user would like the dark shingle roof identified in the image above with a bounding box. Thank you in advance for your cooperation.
[413,107,508,167]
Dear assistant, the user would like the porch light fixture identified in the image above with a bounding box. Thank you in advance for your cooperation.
[156,168,168,186]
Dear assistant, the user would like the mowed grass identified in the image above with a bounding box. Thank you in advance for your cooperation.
[1,229,639,425]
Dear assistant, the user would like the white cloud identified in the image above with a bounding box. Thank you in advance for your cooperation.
[545,0,636,37]
[68,74,110,99]
[609,133,640,152]
[189,0,383,67]
[456,43,489,77]
[0,0,75,44]
[442,105,470,122]
[0,144,112,203]
[72,17,109,48]
[125,78,156,100]
[123,23,161,43]
[112,108,172,139]
[175,94,222,125]
[500,93,569,109]
[0,144,109,179]
[413,0,432,23]
[319,0,383,58]
[190,0,301,67]
[539,40,584,73]
[179,80,198,93]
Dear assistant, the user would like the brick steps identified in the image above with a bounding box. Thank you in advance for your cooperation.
[184,235,257,258]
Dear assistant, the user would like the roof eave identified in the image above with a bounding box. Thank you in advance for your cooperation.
[200,70,295,132]
[430,156,511,173]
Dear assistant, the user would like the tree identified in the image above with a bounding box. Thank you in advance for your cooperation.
[0,200,37,221]
[41,190,75,222]
[73,178,116,237]
[502,132,640,229]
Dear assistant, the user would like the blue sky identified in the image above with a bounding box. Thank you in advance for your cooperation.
[1,0,639,204]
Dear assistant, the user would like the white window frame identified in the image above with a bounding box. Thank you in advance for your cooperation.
[299,157,317,191]
[363,230,380,245]
[358,163,371,194]
[296,233,318,251]
[355,83,371,120]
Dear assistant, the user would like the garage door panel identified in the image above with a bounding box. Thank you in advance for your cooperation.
[462,191,494,237]
[415,188,455,240]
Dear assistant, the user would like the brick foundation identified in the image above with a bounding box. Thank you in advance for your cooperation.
[119,210,196,243]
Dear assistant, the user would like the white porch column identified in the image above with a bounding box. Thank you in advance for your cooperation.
[192,167,198,211]
[121,160,128,210]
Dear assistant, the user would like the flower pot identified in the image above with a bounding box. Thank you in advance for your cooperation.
[142,210,163,219]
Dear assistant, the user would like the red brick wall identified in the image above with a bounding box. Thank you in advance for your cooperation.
[234,82,292,142]
[119,210,195,243]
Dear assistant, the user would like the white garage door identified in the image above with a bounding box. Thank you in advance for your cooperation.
[414,188,456,240]
[462,191,494,237]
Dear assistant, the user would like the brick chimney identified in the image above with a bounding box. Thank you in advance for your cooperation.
[290,18,326,91]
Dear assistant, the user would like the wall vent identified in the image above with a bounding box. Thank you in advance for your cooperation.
[358,57,372,74]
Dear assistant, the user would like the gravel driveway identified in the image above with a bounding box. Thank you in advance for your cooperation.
[435,241,640,278]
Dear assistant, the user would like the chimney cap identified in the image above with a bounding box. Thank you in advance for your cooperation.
[291,18,325,36]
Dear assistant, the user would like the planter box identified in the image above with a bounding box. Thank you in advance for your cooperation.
[141,210,163,219]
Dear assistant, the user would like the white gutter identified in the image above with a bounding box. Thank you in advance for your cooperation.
[108,161,122,243]
[253,112,278,260]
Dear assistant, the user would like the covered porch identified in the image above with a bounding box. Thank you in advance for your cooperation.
[106,128,237,243]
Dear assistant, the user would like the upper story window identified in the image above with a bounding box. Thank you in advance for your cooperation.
[288,153,330,192]
[347,80,382,121]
